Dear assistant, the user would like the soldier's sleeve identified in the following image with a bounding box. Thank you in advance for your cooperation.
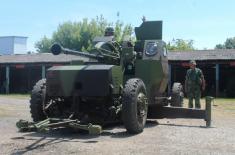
[198,69,204,79]
[199,69,206,91]
[185,70,189,92]
[198,69,202,77]
[185,70,189,80]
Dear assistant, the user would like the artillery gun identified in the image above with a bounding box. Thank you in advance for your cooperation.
[17,21,212,134]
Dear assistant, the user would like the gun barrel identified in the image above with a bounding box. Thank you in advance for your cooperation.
[51,43,120,65]
[51,43,101,59]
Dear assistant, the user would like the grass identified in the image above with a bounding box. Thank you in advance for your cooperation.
[0,107,8,117]
[183,98,235,117]
[0,94,30,99]
[0,95,29,117]
[212,98,235,112]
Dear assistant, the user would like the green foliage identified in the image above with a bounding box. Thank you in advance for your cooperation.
[167,39,194,51]
[215,44,225,49]
[122,24,133,41]
[215,37,235,49]
[114,20,123,42]
[35,16,133,53]
[35,36,52,53]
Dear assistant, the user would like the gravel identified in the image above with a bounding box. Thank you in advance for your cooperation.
[0,96,234,155]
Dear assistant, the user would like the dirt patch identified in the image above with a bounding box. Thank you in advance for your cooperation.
[0,97,235,155]
[0,107,8,117]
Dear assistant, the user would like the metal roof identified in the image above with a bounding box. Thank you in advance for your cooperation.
[168,49,235,61]
[0,36,28,39]
[0,49,235,64]
[0,53,89,64]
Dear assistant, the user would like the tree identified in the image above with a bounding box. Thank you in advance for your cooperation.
[215,37,235,49]
[167,39,194,51]
[35,36,52,53]
[215,44,225,49]
[122,24,133,41]
[35,16,133,53]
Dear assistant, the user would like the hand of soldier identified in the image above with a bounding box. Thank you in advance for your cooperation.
[202,85,205,91]
[202,79,206,91]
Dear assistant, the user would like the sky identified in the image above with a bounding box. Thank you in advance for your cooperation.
[0,0,235,53]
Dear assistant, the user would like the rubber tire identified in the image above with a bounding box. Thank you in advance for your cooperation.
[122,78,148,134]
[30,79,47,122]
[171,82,184,107]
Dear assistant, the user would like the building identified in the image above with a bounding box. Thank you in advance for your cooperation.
[0,36,28,55]
[0,49,234,97]
[169,49,235,97]
[0,53,89,94]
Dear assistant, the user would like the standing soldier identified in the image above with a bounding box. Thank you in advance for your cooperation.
[185,60,205,109]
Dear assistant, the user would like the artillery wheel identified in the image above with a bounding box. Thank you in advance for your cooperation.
[122,78,148,134]
[30,79,47,122]
[171,82,184,107]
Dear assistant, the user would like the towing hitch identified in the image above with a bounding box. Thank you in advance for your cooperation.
[16,118,102,135]
[148,96,213,127]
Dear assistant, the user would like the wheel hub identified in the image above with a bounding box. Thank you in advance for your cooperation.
[137,93,148,123]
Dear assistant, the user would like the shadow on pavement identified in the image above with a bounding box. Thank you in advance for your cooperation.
[145,120,159,128]
[158,122,214,128]
[11,136,81,155]
[11,128,100,155]
[11,120,160,154]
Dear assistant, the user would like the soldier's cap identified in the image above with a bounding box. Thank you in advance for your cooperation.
[189,60,196,65]
[105,27,114,33]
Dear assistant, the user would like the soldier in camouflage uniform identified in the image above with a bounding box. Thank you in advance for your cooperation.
[185,60,205,109]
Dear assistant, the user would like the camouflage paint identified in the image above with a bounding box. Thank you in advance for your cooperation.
[135,21,162,40]
[135,59,168,104]
[46,65,123,97]
[111,66,123,94]
[121,47,135,64]
[47,65,85,96]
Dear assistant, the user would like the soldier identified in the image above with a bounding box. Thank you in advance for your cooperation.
[185,60,205,109]
[104,27,114,37]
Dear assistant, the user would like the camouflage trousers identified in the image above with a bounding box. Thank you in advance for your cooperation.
[187,86,201,109]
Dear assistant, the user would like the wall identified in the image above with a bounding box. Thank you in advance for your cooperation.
[0,37,14,55]
[0,36,27,55]
[13,37,27,54]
